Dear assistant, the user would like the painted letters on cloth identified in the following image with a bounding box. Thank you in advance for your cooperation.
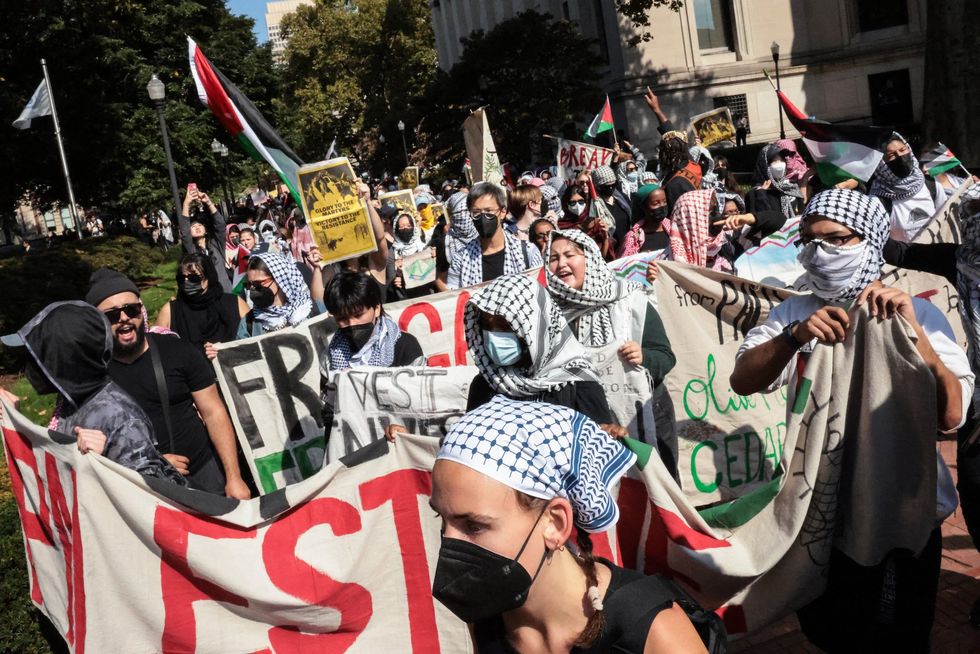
[1,401,473,654]
[586,343,657,445]
[554,138,615,182]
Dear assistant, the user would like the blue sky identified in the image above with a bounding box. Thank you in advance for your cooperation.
[228,0,268,43]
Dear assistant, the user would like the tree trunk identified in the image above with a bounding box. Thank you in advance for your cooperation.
[923,0,980,168]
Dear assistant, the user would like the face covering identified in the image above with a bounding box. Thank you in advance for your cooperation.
[798,240,867,301]
[769,161,787,181]
[180,280,204,296]
[598,185,615,198]
[248,285,276,310]
[568,201,587,216]
[698,159,711,176]
[626,171,638,183]
[395,228,414,243]
[646,205,669,223]
[341,322,375,352]
[473,212,500,239]
[431,505,550,623]
[886,152,914,178]
[230,235,240,246]
[25,358,57,395]
[483,330,522,366]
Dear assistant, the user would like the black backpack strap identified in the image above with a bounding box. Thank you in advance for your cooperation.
[522,240,530,268]
[924,174,939,203]
[148,337,176,454]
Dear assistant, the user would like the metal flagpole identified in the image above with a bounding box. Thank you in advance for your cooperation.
[41,58,83,239]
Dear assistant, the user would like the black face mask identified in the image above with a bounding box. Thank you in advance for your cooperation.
[886,152,914,179]
[473,212,500,239]
[646,205,669,223]
[340,321,375,352]
[395,227,414,243]
[180,280,204,296]
[25,358,57,395]
[249,285,275,309]
[597,185,615,198]
[431,505,549,623]
[699,158,711,176]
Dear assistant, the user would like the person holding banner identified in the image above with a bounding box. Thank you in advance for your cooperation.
[546,229,678,473]
[387,212,436,300]
[730,188,973,652]
[446,182,542,289]
[745,143,804,220]
[430,397,715,652]
[244,251,314,333]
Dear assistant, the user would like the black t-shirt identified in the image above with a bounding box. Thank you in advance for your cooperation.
[608,201,632,247]
[393,332,424,365]
[640,229,670,253]
[108,333,216,472]
[482,248,506,282]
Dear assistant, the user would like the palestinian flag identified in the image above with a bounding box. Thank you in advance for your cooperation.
[188,37,304,204]
[921,143,962,177]
[584,96,615,138]
[777,91,890,186]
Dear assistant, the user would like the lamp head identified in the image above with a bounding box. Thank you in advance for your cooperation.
[147,74,165,102]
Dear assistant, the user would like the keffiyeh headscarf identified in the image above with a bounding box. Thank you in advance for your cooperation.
[689,145,717,190]
[545,229,639,346]
[249,251,312,331]
[869,132,926,201]
[438,395,636,533]
[800,189,890,303]
[465,275,599,398]
[390,213,426,258]
[753,143,804,218]
[774,139,809,183]
[454,231,537,289]
[540,184,565,222]
[620,184,670,259]
[954,185,980,375]
[327,314,403,370]
[667,189,730,271]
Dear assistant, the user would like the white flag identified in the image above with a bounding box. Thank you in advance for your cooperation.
[12,80,51,129]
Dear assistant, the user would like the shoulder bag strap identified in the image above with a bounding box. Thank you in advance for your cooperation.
[148,338,176,454]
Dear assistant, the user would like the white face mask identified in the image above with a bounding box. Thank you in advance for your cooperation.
[797,240,867,301]
[769,161,787,181]
[568,201,587,216]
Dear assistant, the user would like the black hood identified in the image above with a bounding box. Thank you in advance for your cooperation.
[14,301,114,408]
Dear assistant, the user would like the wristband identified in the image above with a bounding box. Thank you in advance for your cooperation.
[780,320,805,350]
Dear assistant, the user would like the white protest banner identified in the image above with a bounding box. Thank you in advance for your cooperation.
[462,108,503,185]
[554,137,615,182]
[402,250,438,289]
[586,343,657,445]
[327,366,477,461]
[733,217,803,288]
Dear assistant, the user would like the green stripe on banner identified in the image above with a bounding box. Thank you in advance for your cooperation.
[698,474,782,529]
[238,133,262,160]
[622,437,653,470]
[813,161,863,186]
[792,378,813,414]
[927,160,961,176]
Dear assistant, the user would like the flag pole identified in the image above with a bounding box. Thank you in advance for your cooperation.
[762,69,778,92]
[608,96,619,149]
[41,58,82,240]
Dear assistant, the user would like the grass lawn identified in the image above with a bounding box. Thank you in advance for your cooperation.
[0,257,177,652]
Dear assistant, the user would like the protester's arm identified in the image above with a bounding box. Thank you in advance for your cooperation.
[637,304,676,386]
[446,256,462,289]
[178,192,195,252]
[629,140,648,173]
[191,384,251,499]
[882,240,958,285]
[744,209,787,240]
[156,301,172,329]
[360,183,389,268]
[644,87,674,133]
[435,270,449,292]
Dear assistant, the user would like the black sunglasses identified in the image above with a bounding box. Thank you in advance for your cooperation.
[103,302,141,323]
[176,273,203,283]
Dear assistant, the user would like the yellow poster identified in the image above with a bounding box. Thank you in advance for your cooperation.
[689,107,736,148]
[296,158,377,265]
[378,189,419,224]
[398,166,420,190]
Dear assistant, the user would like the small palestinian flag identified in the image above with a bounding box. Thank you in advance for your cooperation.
[777,91,891,186]
[584,96,615,139]
[921,143,962,177]
[188,37,304,204]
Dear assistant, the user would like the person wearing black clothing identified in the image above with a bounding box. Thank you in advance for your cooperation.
[644,86,701,212]
[156,253,249,358]
[745,143,804,219]
[591,165,632,247]
[179,185,233,292]
[86,268,250,499]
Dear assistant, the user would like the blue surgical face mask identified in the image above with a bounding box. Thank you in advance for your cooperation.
[483,330,523,366]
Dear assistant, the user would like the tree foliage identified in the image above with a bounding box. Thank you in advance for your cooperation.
[614,0,685,45]
[0,0,281,218]
[415,11,605,173]
[280,0,438,173]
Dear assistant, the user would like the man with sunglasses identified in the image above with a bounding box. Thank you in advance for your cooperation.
[730,189,973,651]
[85,268,250,500]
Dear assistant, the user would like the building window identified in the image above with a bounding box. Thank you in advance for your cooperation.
[855,0,908,33]
[562,1,570,21]
[868,69,913,126]
[713,93,748,130]
[44,211,55,229]
[592,0,610,64]
[693,0,734,51]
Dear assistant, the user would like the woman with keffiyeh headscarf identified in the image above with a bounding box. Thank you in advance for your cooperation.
[732,187,973,651]
[745,143,804,219]
[387,212,437,300]
[869,132,945,242]
[244,251,313,333]
[545,229,678,475]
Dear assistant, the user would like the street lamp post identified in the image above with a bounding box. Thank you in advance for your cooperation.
[397,120,408,167]
[770,41,785,139]
[211,138,232,214]
[147,74,182,220]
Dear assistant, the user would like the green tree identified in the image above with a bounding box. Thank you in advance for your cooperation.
[416,11,605,173]
[280,0,437,174]
[0,1,282,220]
[613,0,685,46]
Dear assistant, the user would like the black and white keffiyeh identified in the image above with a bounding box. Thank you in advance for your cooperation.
[465,274,598,398]
[801,189,890,302]
[438,395,636,533]
[869,132,926,201]
[540,184,565,221]
[327,314,402,370]
[445,191,478,263]
[954,184,980,375]
[452,231,541,289]
[753,143,803,218]
[545,229,640,346]
[390,214,426,258]
[250,251,312,331]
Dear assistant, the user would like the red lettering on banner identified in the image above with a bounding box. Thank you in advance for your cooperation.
[263,497,372,652]
[3,426,53,605]
[45,454,81,650]
[576,146,587,167]
[154,507,253,653]
[915,289,939,303]
[559,147,570,167]
[600,149,614,166]
[398,303,450,367]
[452,291,471,365]
[587,149,600,168]
[360,469,440,653]
[615,477,649,569]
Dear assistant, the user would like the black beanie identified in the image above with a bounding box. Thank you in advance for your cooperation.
[85,268,140,307]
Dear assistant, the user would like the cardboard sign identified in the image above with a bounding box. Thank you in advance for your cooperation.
[690,107,735,148]
[462,109,503,185]
[296,157,377,265]
[554,138,616,182]
[379,189,420,222]
[402,250,438,289]
[398,166,420,190]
